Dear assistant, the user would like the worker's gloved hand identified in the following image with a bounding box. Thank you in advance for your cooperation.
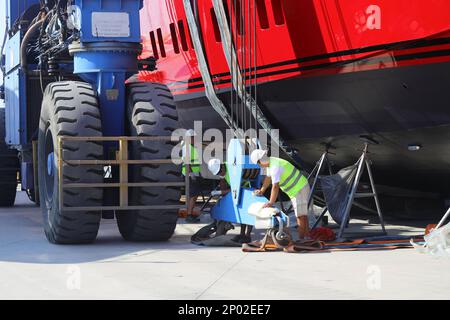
[263,202,274,208]
[253,189,264,196]
[211,190,222,197]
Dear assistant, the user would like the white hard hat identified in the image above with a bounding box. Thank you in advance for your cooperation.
[208,158,221,175]
[250,149,268,165]
[185,129,197,137]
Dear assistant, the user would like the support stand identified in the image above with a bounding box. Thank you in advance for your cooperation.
[436,207,450,229]
[308,149,334,230]
[307,149,334,207]
[336,143,387,240]
[309,143,387,240]
[282,148,334,217]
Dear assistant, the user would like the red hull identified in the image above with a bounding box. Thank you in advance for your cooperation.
[137,1,450,198]
[138,0,450,96]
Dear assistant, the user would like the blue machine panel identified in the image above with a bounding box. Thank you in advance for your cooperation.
[212,190,258,226]
[4,32,27,146]
[4,32,21,74]
[210,139,289,228]
[6,0,40,30]
[74,0,143,43]
[4,69,26,146]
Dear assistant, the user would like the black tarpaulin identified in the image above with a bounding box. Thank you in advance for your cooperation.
[320,165,358,225]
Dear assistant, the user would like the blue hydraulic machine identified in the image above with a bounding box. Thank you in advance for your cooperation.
[1,0,183,244]
[194,139,291,246]
[68,0,143,137]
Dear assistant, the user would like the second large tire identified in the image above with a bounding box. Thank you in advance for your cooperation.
[0,108,18,207]
[38,81,104,244]
[116,82,182,241]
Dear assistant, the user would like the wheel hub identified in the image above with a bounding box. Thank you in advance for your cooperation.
[47,152,54,176]
[44,127,55,203]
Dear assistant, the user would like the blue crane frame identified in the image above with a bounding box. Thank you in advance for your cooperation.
[2,0,143,191]
[70,0,143,137]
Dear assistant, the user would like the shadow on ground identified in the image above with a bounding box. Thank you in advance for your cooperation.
[0,192,219,264]
[0,192,429,265]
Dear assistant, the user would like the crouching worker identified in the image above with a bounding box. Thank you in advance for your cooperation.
[207,158,231,196]
[181,129,203,223]
[250,149,311,240]
[207,158,253,243]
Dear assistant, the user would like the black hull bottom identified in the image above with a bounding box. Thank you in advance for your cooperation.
[175,61,450,198]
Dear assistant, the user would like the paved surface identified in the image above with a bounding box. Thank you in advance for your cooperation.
[1,192,449,300]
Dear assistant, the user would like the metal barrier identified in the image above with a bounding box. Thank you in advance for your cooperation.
[57,136,190,212]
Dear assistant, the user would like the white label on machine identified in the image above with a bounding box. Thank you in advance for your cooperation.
[91,12,130,38]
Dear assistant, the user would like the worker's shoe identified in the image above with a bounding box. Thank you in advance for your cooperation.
[295,236,313,244]
[178,208,188,218]
[232,234,252,244]
[185,215,201,223]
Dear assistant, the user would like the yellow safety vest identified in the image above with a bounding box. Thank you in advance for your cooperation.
[182,142,200,176]
[269,157,308,198]
[224,166,231,185]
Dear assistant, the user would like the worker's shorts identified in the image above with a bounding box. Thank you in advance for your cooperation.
[290,183,311,217]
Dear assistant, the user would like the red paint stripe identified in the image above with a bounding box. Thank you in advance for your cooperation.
[158,47,450,95]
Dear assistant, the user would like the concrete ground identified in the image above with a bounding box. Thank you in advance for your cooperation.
[0,192,449,300]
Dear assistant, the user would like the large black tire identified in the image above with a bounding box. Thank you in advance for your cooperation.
[38,81,103,244]
[116,82,182,241]
[0,108,19,207]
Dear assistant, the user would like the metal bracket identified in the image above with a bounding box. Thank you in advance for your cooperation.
[138,57,157,71]
[57,136,189,212]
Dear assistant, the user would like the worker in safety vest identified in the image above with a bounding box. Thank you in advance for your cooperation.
[207,158,253,243]
[181,129,203,223]
[207,158,252,194]
[250,149,311,240]
[207,158,231,196]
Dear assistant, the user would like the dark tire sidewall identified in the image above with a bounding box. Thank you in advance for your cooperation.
[37,81,103,244]
[38,88,60,242]
[117,82,182,241]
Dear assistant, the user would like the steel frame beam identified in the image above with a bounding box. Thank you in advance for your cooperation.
[57,135,189,212]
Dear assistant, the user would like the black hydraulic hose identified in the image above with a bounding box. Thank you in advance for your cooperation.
[56,0,68,41]
[20,19,44,73]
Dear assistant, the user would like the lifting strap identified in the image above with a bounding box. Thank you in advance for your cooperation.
[211,0,309,171]
[183,0,243,138]
[183,0,309,171]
